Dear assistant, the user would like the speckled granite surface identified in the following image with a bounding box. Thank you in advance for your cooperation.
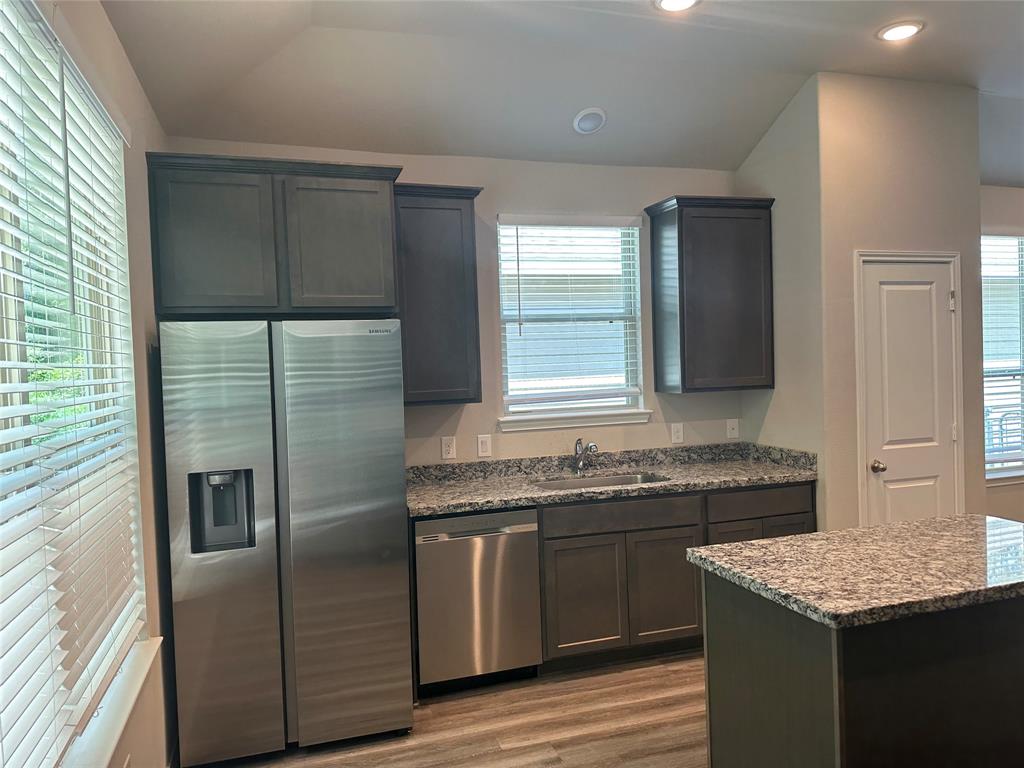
[688,515,1024,628]
[406,442,816,517]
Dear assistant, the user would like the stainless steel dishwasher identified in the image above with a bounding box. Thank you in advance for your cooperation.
[414,509,542,685]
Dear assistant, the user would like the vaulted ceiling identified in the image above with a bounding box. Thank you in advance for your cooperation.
[103,0,1024,185]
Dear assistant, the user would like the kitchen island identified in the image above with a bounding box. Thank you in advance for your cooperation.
[688,514,1024,767]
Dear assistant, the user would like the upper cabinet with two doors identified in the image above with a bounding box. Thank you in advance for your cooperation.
[645,196,775,392]
[149,154,401,315]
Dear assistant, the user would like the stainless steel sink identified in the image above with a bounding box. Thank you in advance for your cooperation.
[531,472,671,491]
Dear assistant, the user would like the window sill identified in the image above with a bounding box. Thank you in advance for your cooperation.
[986,470,1024,487]
[63,637,163,768]
[498,408,653,432]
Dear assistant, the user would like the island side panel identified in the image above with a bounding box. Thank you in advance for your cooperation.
[702,573,840,768]
[838,595,1024,767]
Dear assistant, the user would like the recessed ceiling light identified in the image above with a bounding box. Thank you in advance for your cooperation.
[654,0,699,13]
[877,21,924,42]
[573,108,607,136]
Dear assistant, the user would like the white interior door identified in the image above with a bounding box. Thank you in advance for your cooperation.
[861,259,959,525]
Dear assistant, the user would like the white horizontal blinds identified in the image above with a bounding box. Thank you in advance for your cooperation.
[981,235,1024,472]
[498,223,641,414]
[0,3,144,768]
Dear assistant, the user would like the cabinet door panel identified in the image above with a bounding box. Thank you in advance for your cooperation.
[707,519,764,544]
[707,485,813,523]
[762,512,815,538]
[626,526,703,645]
[153,169,278,310]
[284,176,396,308]
[543,534,628,659]
[681,207,773,389]
[396,194,480,403]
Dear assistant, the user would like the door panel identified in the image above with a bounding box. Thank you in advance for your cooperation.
[160,321,284,766]
[681,207,773,389]
[284,176,396,308]
[396,192,481,403]
[276,320,412,745]
[862,261,958,525]
[153,170,278,310]
[626,526,703,644]
[761,512,816,538]
[543,534,629,658]
[708,518,765,544]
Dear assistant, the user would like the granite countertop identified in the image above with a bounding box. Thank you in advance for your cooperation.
[688,514,1024,629]
[406,442,816,517]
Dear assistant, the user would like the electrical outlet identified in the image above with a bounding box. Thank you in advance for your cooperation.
[440,436,457,460]
[726,418,740,439]
[670,422,685,444]
[477,434,492,458]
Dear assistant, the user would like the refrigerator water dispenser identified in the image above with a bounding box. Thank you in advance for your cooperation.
[188,469,255,552]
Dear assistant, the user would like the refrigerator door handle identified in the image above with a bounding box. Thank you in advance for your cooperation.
[271,322,300,744]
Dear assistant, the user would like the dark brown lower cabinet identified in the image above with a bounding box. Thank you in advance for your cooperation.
[763,511,815,538]
[626,526,703,645]
[707,518,764,544]
[543,534,629,659]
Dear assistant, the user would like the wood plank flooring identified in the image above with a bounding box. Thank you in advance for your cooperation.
[236,654,708,768]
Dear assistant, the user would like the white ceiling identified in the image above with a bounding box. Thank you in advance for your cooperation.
[103,0,1024,185]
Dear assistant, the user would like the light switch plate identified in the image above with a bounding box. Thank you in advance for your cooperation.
[670,423,685,444]
[726,418,740,439]
[477,434,492,458]
[441,436,457,460]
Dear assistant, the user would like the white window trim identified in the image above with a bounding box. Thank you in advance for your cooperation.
[981,232,1024,480]
[987,469,1024,486]
[498,407,653,433]
[497,217,645,424]
[60,638,162,768]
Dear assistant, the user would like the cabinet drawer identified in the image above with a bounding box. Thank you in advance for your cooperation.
[707,485,812,524]
[543,495,702,538]
[762,511,815,538]
[707,518,764,544]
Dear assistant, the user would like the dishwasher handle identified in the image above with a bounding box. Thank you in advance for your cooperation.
[416,522,537,544]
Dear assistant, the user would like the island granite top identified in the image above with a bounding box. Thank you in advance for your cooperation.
[688,514,1024,628]
[406,442,816,518]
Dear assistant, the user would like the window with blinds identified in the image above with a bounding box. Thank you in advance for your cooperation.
[982,234,1024,476]
[0,3,145,767]
[498,223,642,415]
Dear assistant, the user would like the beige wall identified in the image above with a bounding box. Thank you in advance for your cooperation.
[734,76,826,519]
[982,184,1024,520]
[164,136,740,465]
[817,73,983,530]
[981,185,1024,236]
[48,2,171,765]
[735,78,824,455]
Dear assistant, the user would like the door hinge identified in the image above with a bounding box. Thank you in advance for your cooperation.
[952,422,958,442]
[949,290,957,312]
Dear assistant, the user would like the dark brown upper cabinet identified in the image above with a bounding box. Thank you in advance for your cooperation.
[645,196,774,392]
[284,176,396,309]
[148,153,401,317]
[395,184,482,405]
[150,168,279,311]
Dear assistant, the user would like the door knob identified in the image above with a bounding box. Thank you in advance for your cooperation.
[870,459,887,474]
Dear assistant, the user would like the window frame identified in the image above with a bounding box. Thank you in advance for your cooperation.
[981,233,1024,481]
[0,3,146,767]
[495,217,652,432]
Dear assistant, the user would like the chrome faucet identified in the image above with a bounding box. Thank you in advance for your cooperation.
[574,438,598,476]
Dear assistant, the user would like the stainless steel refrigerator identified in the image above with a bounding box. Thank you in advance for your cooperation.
[159,319,412,767]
